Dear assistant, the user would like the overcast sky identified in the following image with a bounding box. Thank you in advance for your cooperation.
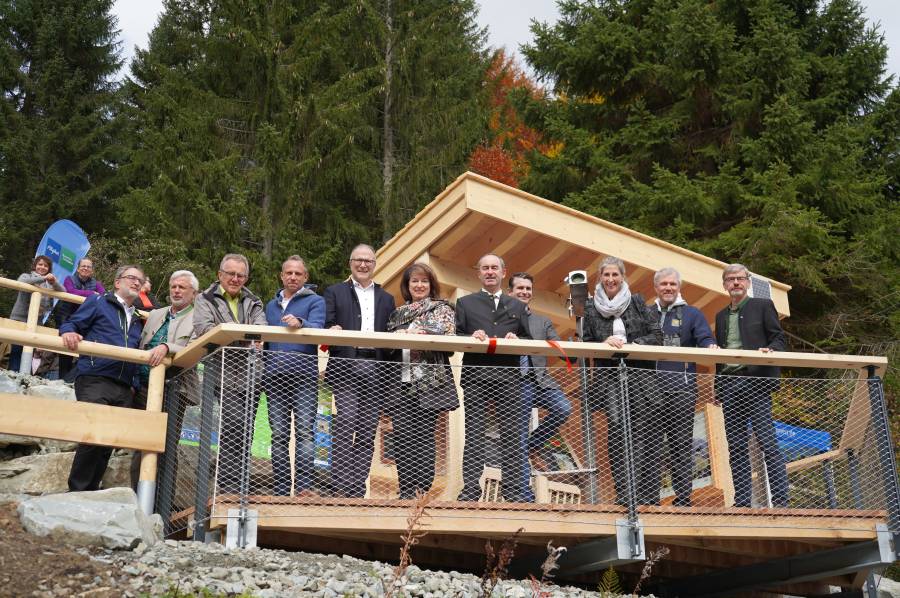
[113,0,899,82]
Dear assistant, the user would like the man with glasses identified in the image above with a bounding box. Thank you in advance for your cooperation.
[323,244,395,497]
[194,253,267,493]
[715,263,788,508]
[56,258,106,381]
[60,265,168,491]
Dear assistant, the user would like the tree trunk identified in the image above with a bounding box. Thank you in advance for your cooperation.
[381,0,395,242]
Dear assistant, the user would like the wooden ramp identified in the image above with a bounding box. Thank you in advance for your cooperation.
[183,497,891,596]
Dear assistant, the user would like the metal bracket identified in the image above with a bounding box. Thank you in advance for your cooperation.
[611,352,630,359]
[243,333,262,341]
[225,508,258,549]
[554,519,646,576]
[203,342,220,353]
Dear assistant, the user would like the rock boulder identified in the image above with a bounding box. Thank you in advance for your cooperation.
[18,487,162,549]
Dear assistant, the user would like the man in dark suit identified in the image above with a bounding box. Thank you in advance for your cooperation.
[456,254,533,502]
[715,263,788,508]
[323,244,396,497]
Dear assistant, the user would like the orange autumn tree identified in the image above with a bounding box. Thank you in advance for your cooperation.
[469,49,547,188]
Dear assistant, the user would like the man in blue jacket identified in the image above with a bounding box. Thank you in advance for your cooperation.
[60,265,169,491]
[323,244,395,498]
[650,267,717,506]
[264,255,326,496]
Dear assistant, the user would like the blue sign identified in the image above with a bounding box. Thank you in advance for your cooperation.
[36,220,90,278]
[35,220,90,322]
[775,421,832,461]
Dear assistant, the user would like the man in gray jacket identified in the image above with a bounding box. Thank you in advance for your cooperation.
[131,270,200,489]
[193,254,267,493]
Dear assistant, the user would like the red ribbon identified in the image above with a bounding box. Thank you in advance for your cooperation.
[546,339,574,372]
[486,337,497,354]
[319,345,329,353]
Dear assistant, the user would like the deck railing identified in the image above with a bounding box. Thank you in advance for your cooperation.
[150,325,897,551]
[0,274,896,561]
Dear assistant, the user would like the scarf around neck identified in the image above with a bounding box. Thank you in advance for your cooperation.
[593,279,632,318]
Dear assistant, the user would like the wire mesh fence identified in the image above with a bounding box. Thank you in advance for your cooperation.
[156,346,899,539]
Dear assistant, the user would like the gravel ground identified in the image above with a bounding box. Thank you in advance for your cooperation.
[99,539,615,597]
[1,500,625,597]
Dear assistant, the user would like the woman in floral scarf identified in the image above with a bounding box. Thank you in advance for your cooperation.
[386,262,459,499]
[582,256,662,505]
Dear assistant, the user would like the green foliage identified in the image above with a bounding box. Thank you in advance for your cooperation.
[597,565,623,595]
[520,0,898,353]
[112,0,488,301]
[0,0,122,277]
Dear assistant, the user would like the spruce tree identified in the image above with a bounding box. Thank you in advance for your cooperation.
[520,0,897,347]
[117,0,489,294]
[0,0,122,276]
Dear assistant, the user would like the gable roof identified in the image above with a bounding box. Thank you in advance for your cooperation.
[376,172,790,339]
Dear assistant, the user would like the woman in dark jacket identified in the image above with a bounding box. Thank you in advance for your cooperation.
[386,262,458,499]
[583,256,663,505]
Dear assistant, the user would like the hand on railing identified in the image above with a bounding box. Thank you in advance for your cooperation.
[147,344,168,367]
[61,332,83,351]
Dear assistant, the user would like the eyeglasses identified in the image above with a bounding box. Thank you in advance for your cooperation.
[118,274,145,285]
[724,276,749,284]
[349,258,376,266]
[220,270,248,280]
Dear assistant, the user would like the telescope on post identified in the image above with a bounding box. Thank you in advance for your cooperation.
[564,270,589,320]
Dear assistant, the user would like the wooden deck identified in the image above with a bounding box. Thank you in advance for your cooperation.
[171,497,891,596]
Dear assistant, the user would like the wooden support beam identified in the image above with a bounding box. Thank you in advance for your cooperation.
[839,369,874,453]
[0,392,167,452]
[0,276,85,305]
[0,317,76,356]
[785,449,846,475]
[705,402,734,507]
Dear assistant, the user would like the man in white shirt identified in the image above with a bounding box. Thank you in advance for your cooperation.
[323,244,396,497]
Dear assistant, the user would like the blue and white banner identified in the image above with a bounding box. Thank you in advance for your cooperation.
[35,220,90,322]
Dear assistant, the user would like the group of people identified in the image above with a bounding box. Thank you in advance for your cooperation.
[11,245,788,509]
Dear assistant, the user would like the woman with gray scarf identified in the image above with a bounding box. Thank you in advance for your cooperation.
[386,262,459,499]
[582,256,662,505]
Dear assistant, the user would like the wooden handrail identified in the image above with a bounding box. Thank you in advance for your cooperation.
[171,323,888,374]
[0,326,171,366]
[0,275,85,305]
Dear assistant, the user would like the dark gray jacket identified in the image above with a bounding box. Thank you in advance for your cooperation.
[525,311,563,391]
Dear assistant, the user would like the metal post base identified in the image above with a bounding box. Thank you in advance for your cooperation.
[225,508,258,549]
[136,480,155,515]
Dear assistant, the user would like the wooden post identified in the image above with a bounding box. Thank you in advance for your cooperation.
[137,364,166,515]
[18,291,42,376]
[705,402,734,507]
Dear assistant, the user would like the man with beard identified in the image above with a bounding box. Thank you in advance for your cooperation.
[60,265,168,491]
[715,263,789,508]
